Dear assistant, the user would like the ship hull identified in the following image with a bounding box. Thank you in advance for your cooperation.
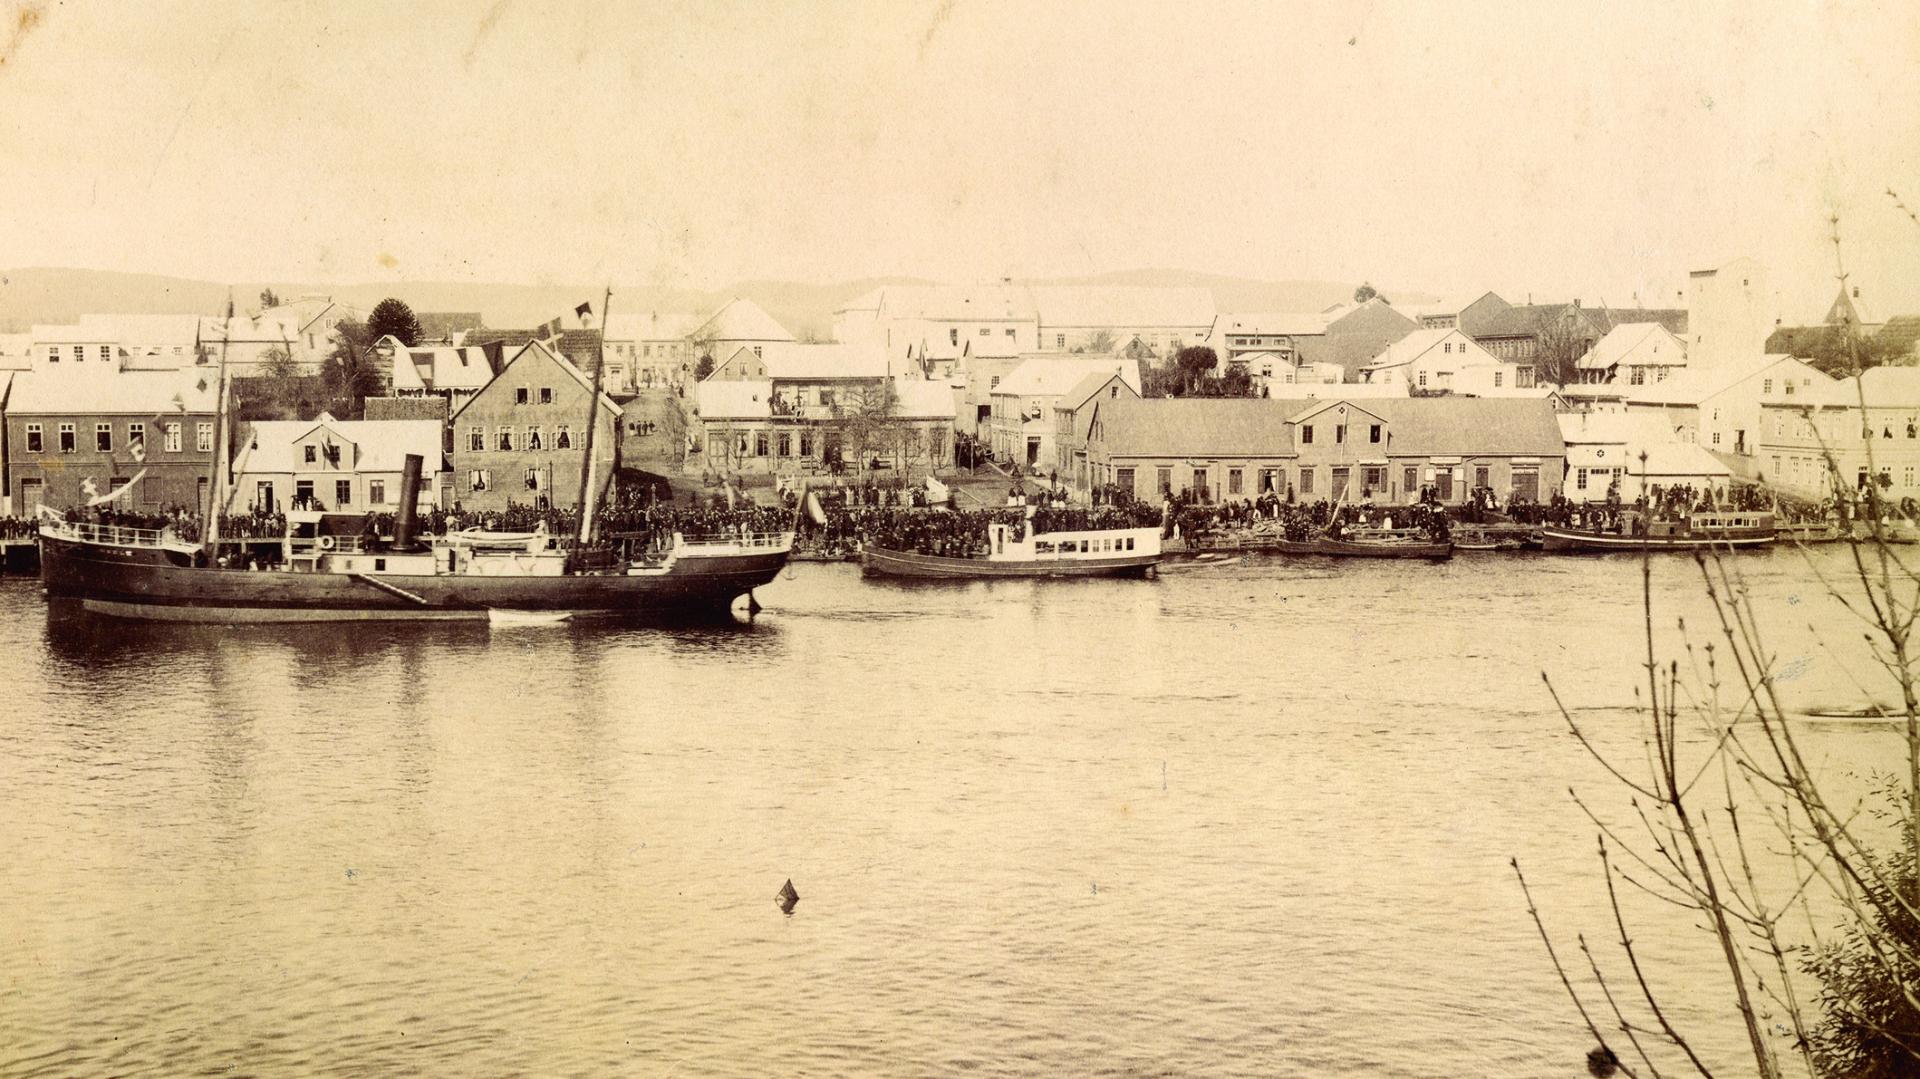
[1313,538,1453,559]
[860,546,1161,579]
[40,535,788,622]
[1536,528,1775,552]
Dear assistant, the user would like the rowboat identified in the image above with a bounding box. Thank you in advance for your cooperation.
[1312,537,1453,559]
[1539,511,1777,553]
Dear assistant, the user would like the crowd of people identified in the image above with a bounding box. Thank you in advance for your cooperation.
[1163,495,1455,544]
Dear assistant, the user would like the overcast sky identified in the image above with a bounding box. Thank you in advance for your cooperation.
[2,0,1916,318]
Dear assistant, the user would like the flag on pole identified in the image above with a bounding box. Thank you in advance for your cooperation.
[574,301,593,327]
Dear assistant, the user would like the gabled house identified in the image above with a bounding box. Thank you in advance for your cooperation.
[1572,323,1688,387]
[380,335,498,406]
[1624,353,1831,465]
[1053,370,1141,490]
[230,412,448,514]
[1358,328,1531,395]
[448,341,624,512]
[690,298,796,372]
[988,356,1142,471]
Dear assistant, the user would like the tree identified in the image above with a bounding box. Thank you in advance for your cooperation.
[321,319,384,418]
[1790,323,1906,377]
[259,288,281,309]
[366,298,422,347]
[693,354,715,381]
[1354,282,1388,304]
[1079,329,1117,355]
[1174,345,1219,394]
[1531,307,1591,387]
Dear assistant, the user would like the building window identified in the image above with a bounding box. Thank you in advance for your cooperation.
[1493,371,1503,388]
[1335,424,1346,444]
[1475,466,1490,489]
[1763,379,1772,394]
[1299,467,1315,494]
[197,423,214,452]
[1302,425,1314,445]
[468,469,491,492]
[778,432,791,456]
[978,327,990,336]
[165,424,183,452]
[1443,342,1452,354]
[47,345,60,362]
[1418,371,1428,388]
[516,387,529,404]
[1577,467,1589,490]
[498,428,514,451]
[1364,466,1386,489]
[950,329,959,346]
[128,423,144,452]
[1005,328,1015,337]
[540,387,553,404]
[1711,432,1721,446]
[989,376,1001,389]
[800,432,814,457]
[99,344,111,362]
[1369,424,1382,444]
[1228,468,1243,495]
[336,479,352,507]
[96,423,112,452]
[25,423,42,452]
[752,346,763,358]
[305,445,318,464]
[1157,466,1172,493]
[755,432,769,456]
[528,426,543,450]
[1056,334,1066,347]
[295,479,315,506]
[59,423,75,453]
[469,427,484,451]
[556,426,572,450]
[1404,466,1417,492]
[369,479,387,504]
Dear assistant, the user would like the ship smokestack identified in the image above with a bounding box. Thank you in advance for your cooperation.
[394,453,424,549]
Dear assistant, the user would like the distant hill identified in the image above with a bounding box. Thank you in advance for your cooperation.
[0,266,1427,339]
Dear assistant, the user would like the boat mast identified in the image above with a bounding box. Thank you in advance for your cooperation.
[574,285,614,545]
[202,293,235,557]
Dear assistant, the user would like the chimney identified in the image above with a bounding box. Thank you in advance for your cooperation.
[393,454,424,549]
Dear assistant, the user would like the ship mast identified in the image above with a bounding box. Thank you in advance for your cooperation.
[574,285,614,545]
[201,293,235,558]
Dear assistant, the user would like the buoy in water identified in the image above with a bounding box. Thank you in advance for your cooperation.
[776,878,799,913]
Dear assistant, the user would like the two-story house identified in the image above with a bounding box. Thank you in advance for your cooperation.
[988,356,1142,472]
[448,341,624,512]
[4,369,219,512]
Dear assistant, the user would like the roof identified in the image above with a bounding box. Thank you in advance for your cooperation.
[993,356,1142,398]
[1624,353,1819,406]
[693,298,795,343]
[890,377,958,420]
[758,342,892,380]
[233,414,446,475]
[1361,328,1490,370]
[603,311,705,342]
[877,284,1037,322]
[1478,303,1688,340]
[77,313,202,345]
[33,322,120,344]
[1575,323,1687,371]
[1032,285,1216,329]
[389,343,496,393]
[452,340,623,421]
[1056,370,1138,414]
[7,367,220,414]
[1096,397,1297,457]
[1212,311,1329,337]
[363,396,450,422]
[695,379,773,420]
[1875,315,1920,355]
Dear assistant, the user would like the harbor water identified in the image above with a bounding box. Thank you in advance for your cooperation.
[0,548,1901,1077]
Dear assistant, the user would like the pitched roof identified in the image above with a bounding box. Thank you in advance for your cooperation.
[695,379,774,420]
[693,298,795,343]
[758,342,892,380]
[890,377,958,419]
[1624,353,1823,406]
[233,414,446,475]
[993,356,1142,397]
[390,344,496,393]
[7,368,220,414]
[1057,370,1138,414]
[364,396,450,422]
[76,313,202,345]
[1361,328,1491,370]
[452,340,623,421]
[1875,315,1920,355]
[603,311,705,342]
[1211,311,1330,337]
[1032,285,1216,328]
[877,284,1037,322]
[1097,397,1297,457]
[1575,322,1687,371]
[414,312,484,341]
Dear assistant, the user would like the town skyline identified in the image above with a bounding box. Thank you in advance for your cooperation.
[2,2,1916,320]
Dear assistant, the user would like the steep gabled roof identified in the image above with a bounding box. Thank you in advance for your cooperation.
[234,413,446,475]
[1361,328,1492,370]
[693,298,795,343]
[993,356,1142,397]
[1575,322,1687,371]
[452,340,624,421]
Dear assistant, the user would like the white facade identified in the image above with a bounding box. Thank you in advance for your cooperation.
[1359,328,1529,396]
[1574,323,1688,387]
[1556,411,1731,501]
[230,413,447,514]
[1626,354,1833,460]
[1683,257,1777,379]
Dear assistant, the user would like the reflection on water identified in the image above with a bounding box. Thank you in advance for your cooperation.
[0,549,1903,1076]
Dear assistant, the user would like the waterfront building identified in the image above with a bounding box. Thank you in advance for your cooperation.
[230,412,448,514]
[694,376,954,477]
[448,341,624,512]
[1624,353,1832,467]
[1758,365,1920,501]
[1053,370,1141,492]
[3,368,219,512]
[1357,328,1533,395]
[1084,394,1565,505]
[1556,411,1730,502]
[989,356,1142,471]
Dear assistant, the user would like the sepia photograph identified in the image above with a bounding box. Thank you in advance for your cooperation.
[2,1,1918,1075]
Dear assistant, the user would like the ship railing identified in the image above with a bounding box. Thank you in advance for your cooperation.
[40,518,174,548]
[675,531,794,552]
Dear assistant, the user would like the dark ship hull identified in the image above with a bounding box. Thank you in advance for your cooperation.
[41,532,790,623]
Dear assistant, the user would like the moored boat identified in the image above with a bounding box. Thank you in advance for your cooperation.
[1538,510,1776,552]
[861,521,1161,579]
[1312,536,1453,559]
